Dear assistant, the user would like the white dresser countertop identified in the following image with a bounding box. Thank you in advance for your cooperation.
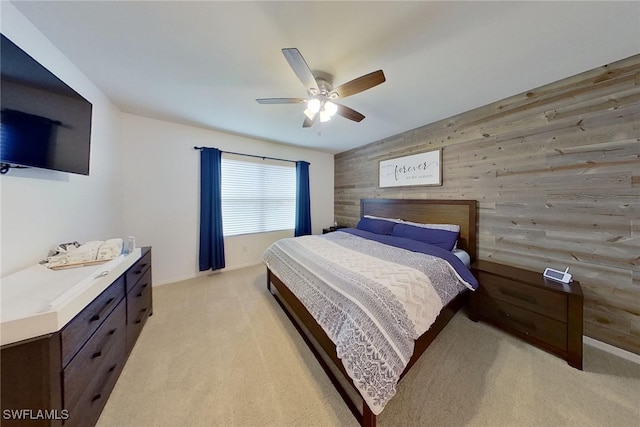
[1,248,142,346]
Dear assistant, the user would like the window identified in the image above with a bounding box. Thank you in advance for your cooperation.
[221,154,296,236]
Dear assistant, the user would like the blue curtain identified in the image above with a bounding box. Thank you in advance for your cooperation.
[199,148,225,271]
[295,161,312,236]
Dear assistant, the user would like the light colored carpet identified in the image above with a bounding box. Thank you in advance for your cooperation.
[96,264,640,427]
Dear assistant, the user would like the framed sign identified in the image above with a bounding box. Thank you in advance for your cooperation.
[379,149,442,188]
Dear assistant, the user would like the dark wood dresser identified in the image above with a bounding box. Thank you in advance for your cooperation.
[469,260,583,369]
[1,247,153,426]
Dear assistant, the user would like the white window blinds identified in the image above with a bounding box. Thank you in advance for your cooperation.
[221,154,296,236]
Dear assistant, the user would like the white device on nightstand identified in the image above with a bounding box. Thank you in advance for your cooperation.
[543,267,572,284]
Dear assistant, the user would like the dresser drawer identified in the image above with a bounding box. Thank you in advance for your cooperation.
[477,272,567,322]
[63,301,125,412]
[128,267,151,297]
[61,277,125,367]
[64,338,125,427]
[127,267,152,331]
[125,250,151,293]
[126,275,152,351]
[477,295,567,351]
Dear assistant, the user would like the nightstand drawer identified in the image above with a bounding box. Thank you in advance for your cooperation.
[477,295,567,351]
[470,260,583,369]
[477,272,567,322]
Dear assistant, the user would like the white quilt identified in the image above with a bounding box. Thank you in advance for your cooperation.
[263,231,469,415]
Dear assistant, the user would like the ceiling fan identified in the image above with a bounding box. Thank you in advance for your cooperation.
[257,48,386,127]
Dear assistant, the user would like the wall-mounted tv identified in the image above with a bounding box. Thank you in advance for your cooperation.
[1,34,93,175]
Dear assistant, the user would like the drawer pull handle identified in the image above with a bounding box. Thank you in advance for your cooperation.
[91,365,117,402]
[92,329,118,359]
[499,288,537,305]
[135,283,149,298]
[498,310,537,331]
[132,263,148,276]
[133,264,148,275]
[90,298,115,322]
[134,308,148,324]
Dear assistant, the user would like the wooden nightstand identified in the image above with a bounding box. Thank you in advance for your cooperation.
[469,260,583,370]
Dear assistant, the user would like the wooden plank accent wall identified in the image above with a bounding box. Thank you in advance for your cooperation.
[335,54,640,355]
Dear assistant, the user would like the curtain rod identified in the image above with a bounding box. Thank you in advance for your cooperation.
[193,146,301,164]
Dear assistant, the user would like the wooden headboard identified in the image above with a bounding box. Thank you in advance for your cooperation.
[360,199,478,262]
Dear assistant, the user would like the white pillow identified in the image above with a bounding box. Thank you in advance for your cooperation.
[363,214,403,223]
[365,215,460,232]
[452,248,471,268]
[399,220,460,233]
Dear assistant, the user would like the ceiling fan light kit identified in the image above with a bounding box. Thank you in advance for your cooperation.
[323,101,338,117]
[256,48,385,127]
[307,98,321,113]
[319,109,331,123]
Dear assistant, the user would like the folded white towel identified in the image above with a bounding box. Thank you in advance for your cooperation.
[43,238,124,269]
[97,238,123,260]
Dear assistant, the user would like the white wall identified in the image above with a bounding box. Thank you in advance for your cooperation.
[119,113,334,285]
[0,3,124,276]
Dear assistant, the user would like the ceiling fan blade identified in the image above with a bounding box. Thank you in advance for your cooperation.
[256,98,306,104]
[336,104,365,122]
[330,70,385,99]
[303,114,317,128]
[282,48,319,93]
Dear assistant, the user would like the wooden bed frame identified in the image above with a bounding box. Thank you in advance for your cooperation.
[267,199,477,427]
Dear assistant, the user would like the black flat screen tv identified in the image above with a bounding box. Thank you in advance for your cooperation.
[1,33,93,175]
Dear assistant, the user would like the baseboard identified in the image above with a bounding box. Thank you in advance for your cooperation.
[583,336,640,365]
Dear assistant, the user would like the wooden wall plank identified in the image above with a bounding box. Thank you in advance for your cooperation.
[334,54,640,354]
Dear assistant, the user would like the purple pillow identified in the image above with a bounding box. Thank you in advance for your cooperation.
[356,217,396,235]
[391,223,459,251]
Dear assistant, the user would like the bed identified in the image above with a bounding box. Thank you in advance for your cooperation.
[263,199,478,427]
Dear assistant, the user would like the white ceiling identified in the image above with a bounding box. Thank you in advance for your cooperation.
[11,1,640,154]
